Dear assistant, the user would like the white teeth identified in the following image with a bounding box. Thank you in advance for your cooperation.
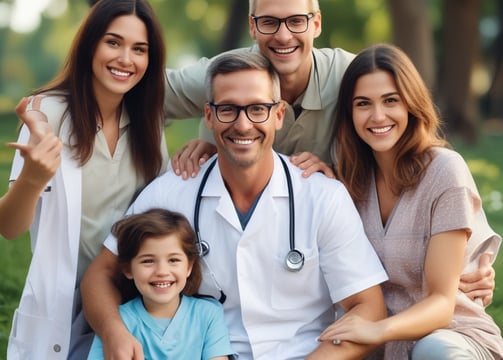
[370,126,392,134]
[274,47,295,54]
[152,282,172,288]
[110,68,130,77]
[233,139,253,145]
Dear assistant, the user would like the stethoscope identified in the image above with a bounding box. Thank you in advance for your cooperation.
[194,155,305,273]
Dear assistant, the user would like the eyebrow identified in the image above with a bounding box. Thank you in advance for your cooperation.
[353,92,399,101]
[136,251,184,258]
[104,32,149,46]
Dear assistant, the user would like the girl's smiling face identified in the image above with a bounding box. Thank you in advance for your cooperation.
[124,234,193,318]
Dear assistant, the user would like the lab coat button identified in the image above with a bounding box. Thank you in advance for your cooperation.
[53,344,62,352]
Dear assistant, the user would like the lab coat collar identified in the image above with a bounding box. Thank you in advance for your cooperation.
[200,153,289,198]
[199,153,290,232]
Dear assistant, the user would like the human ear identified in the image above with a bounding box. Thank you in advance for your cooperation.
[249,15,257,40]
[122,265,133,280]
[204,103,214,131]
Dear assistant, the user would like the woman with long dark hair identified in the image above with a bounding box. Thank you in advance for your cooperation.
[2,0,168,358]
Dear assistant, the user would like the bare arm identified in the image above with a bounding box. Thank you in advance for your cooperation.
[308,284,386,360]
[319,230,467,346]
[0,97,62,239]
[81,248,144,360]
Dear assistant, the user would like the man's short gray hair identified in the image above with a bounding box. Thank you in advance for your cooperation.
[248,0,320,15]
[205,50,281,103]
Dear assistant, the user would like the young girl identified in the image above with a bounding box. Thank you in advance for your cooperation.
[322,43,503,359]
[2,0,168,358]
[87,208,234,359]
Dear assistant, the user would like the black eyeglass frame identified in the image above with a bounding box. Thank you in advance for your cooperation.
[251,13,314,35]
[208,102,279,123]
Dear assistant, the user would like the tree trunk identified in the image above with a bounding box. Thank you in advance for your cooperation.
[387,0,435,90]
[437,0,482,142]
[219,0,249,52]
[485,0,503,121]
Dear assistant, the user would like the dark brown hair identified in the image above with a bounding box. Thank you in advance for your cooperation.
[34,0,166,183]
[331,43,447,202]
[113,208,202,301]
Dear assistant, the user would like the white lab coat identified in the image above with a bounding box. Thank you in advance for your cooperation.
[8,96,82,359]
[105,153,388,359]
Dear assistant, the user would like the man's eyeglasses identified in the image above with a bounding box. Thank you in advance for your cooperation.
[251,13,314,35]
[209,102,279,123]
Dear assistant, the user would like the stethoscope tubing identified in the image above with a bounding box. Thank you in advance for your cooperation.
[193,154,304,271]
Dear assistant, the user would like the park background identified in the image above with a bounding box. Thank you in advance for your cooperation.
[0,0,502,355]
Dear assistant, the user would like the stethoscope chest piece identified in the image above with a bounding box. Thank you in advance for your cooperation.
[198,240,210,257]
[285,249,304,272]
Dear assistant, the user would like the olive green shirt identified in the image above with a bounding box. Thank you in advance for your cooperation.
[164,46,355,164]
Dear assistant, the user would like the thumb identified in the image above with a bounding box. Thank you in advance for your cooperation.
[14,97,29,116]
[15,97,50,137]
[479,252,493,268]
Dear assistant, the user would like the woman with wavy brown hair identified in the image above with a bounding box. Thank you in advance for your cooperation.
[322,43,503,359]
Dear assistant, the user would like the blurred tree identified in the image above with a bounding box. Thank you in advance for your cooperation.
[219,0,248,51]
[0,26,9,107]
[437,0,482,142]
[317,0,389,52]
[484,0,503,121]
[387,0,435,89]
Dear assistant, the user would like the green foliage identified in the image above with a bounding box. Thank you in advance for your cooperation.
[317,0,390,53]
[453,135,503,324]
[0,115,26,356]
[2,0,501,113]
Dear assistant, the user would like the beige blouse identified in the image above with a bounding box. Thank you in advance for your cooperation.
[358,147,503,358]
[78,109,168,284]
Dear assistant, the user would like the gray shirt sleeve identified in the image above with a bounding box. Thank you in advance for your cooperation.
[164,57,210,120]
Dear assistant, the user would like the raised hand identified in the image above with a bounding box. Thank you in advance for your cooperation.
[8,97,62,186]
[0,97,63,239]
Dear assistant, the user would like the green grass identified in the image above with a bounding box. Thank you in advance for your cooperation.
[0,115,26,357]
[452,134,503,324]
[0,114,501,356]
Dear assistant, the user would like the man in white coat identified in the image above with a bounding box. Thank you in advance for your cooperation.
[81,51,388,359]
